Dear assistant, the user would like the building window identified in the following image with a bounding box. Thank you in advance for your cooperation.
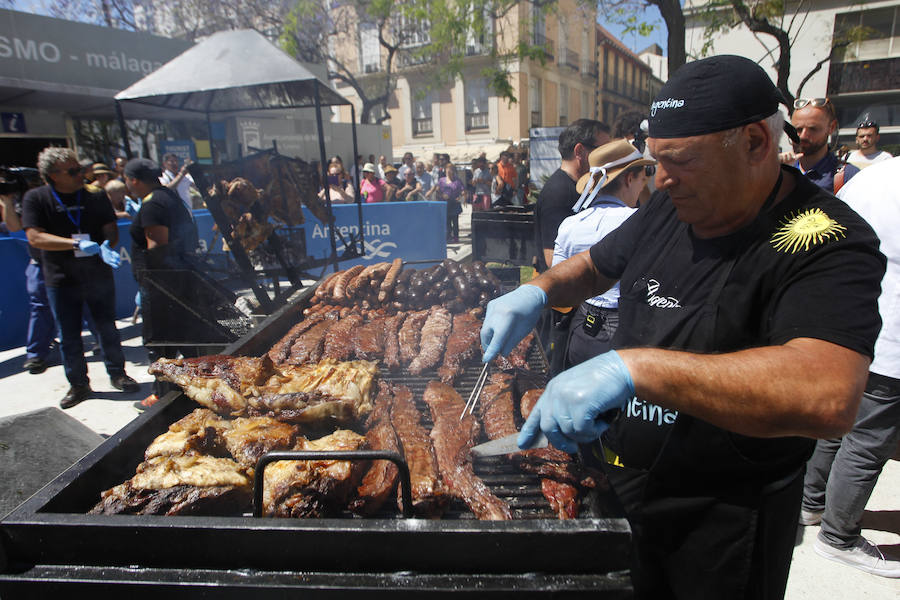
[530,77,542,127]
[835,6,898,62]
[360,23,380,73]
[412,91,433,135]
[394,14,431,48]
[466,7,494,55]
[559,84,569,126]
[465,78,490,131]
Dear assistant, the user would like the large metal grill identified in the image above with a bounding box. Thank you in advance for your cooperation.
[0,280,632,598]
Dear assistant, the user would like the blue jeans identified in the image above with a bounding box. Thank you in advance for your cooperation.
[45,273,126,387]
[802,372,900,547]
[25,261,56,360]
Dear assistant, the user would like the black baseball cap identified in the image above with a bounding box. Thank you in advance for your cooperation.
[648,55,799,143]
[124,158,162,182]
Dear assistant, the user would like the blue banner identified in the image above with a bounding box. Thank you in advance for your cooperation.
[0,202,447,350]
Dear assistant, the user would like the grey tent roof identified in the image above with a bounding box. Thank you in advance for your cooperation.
[115,29,348,113]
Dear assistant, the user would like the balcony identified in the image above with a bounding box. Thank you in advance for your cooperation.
[582,60,598,78]
[465,112,490,131]
[398,50,432,68]
[532,32,554,61]
[413,117,433,136]
[565,48,580,71]
[827,57,900,96]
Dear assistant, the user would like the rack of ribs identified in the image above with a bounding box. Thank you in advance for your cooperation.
[437,311,483,384]
[90,454,253,516]
[351,315,387,361]
[424,381,512,521]
[144,408,230,461]
[398,310,429,365]
[350,381,400,516]
[262,429,367,518]
[286,319,336,364]
[382,313,405,370]
[268,316,325,364]
[321,314,364,361]
[408,307,452,375]
[390,384,447,517]
[222,416,300,470]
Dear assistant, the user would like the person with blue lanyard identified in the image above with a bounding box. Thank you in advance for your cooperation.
[553,138,655,368]
[480,56,885,598]
[21,147,139,409]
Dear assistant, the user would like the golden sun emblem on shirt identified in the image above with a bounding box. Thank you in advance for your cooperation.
[770,208,847,254]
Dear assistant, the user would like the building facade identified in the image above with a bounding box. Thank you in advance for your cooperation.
[595,23,658,126]
[332,0,600,162]
[684,0,900,147]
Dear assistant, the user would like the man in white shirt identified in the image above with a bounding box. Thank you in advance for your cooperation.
[159,153,197,215]
[847,119,893,169]
[800,156,900,579]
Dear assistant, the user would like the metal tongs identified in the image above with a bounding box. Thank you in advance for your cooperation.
[459,362,490,420]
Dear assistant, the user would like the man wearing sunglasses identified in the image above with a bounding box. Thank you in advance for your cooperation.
[481,55,886,598]
[783,97,858,193]
[21,147,139,409]
[848,119,892,169]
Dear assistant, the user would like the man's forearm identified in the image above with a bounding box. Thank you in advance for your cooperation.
[26,229,80,251]
[530,250,615,308]
[619,337,869,439]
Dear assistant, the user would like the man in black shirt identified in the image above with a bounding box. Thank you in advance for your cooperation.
[126,158,199,372]
[21,147,139,409]
[482,56,885,598]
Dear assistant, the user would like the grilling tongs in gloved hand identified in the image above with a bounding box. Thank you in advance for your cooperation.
[480,284,547,363]
[518,350,634,454]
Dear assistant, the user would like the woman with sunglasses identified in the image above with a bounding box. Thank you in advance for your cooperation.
[552,138,656,370]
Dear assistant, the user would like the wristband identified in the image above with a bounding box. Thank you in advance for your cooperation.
[72,239,80,250]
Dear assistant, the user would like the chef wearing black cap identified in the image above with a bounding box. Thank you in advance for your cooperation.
[480,55,885,598]
[125,158,200,365]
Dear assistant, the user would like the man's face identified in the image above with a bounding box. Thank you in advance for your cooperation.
[115,157,126,173]
[792,106,836,156]
[856,127,879,151]
[648,132,751,236]
[415,162,424,174]
[403,153,414,165]
[48,159,84,193]
[163,155,179,172]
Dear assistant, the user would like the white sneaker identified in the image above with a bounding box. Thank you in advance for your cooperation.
[814,536,900,578]
[799,508,823,526]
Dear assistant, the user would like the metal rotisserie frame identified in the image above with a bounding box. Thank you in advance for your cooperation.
[0,281,632,598]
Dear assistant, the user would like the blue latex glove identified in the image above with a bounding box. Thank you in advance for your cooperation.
[518,350,635,454]
[480,284,547,363]
[100,240,121,268]
[77,240,100,256]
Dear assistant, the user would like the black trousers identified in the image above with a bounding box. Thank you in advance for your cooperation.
[566,304,618,369]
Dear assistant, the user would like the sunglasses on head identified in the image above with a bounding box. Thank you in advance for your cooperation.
[793,98,830,110]
[58,166,83,177]
[858,121,877,129]
[644,165,656,177]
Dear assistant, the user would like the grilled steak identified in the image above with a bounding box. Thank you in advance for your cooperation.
[262,429,367,518]
[351,316,387,361]
[390,384,447,516]
[286,319,334,364]
[408,306,452,375]
[477,373,518,442]
[398,310,429,364]
[90,455,253,516]
[350,381,400,516]
[382,313,405,370]
[494,332,535,370]
[322,314,364,360]
[437,311,483,384]
[424,381,512,521]
[268,316,324,364]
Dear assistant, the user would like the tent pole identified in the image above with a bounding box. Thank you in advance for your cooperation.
[350,104,364,259]
[115,101,132,159]
[314,81,338,272]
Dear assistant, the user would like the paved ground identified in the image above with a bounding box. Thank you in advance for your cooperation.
[1,203,897,596]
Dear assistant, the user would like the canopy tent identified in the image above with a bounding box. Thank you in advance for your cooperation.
[115,29,364,309]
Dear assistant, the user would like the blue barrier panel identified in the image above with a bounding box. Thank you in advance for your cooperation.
[0,237,31,351]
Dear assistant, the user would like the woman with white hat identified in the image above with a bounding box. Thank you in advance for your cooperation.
[553,138,655,368]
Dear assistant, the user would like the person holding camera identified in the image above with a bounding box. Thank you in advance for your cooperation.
[21,147,138,409]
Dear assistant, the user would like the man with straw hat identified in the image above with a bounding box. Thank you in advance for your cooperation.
[553,139,655,368]
[480,55,886,597]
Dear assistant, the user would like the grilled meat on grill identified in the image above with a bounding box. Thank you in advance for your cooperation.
[398,310,429,364]
[286,319,335,364]
[494,332,535,370]
[351,316,387,361]
[424,381,512,521]
[382,313,405,370]
[144,408,230,460]
[268,316,325,364]
[148,356,272,417]
[477,373,518,442]
[437,310,484,384]
[90,455,253,516]
[408,307,452,375]
[262,429,367,518]
[390,384,447,516]
[350,381,400,516]
[322,314,364,360]
[222,416,300,470]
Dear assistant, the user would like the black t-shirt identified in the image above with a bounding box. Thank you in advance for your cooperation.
[21,184,116,287]
[589,168,885,483]
[534,168,579,271]
[130,186,198,270]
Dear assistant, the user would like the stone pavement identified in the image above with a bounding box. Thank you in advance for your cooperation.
[0,201,897,596]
